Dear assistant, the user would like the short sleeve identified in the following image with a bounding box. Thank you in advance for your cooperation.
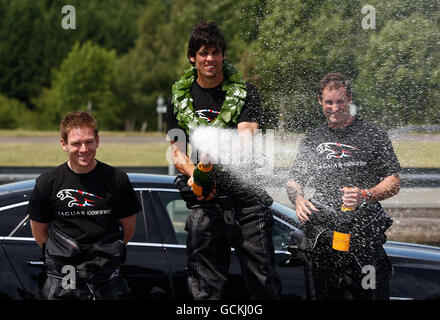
[27,182,51,223]
[288,136,317,188]
[166,95,188,145]
[166,95,180,133]
[371,131,401,178]
[237,83,263,125]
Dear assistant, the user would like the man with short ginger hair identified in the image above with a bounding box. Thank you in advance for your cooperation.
[28,111,140,300]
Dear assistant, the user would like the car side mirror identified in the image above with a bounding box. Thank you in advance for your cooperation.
[288,228,303,249]
[278,229,306,267]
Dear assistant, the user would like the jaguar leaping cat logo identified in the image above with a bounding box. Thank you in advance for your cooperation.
[195,109,220,123]
[56,189,103,207]
[317,142,359,159]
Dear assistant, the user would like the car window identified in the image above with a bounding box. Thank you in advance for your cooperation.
[0,198,29,237]
[157,190,294,250]
[131,192,147,242]
[11,216,32,237]
[157,191,189,245]
[272,219,292,251]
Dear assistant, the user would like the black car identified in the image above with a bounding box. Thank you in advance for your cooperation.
[1,173,440,300]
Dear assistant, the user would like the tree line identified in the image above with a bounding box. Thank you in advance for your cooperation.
[0,0,439,132]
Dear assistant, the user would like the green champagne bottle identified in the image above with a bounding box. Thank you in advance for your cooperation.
[192,161,214,197]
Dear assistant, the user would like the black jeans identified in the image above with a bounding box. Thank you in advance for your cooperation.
[185,204,281,300]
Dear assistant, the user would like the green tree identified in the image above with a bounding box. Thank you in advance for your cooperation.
[35,41,120,130]
[365,0,440,30]
[0,94,33,129]
[115,0,178,131]
[355,13,440,126]
[166,0,274,128]
[0,0,148,107]
[0,0,52,104]
[249,0,367,131]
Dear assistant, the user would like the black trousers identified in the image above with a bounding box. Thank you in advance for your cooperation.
[42,272,129,300]
[304,239,392,300]
[185,204,281,300]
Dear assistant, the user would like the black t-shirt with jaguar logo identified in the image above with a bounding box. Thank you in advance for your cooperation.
[289,118,401,208]
[28,161,141,244]
[166,79,271,207]
[167,81,262,139]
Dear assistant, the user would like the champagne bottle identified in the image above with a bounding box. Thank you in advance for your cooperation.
[332,187,355,252]
[192,161,214,197]
[332,226,351,252]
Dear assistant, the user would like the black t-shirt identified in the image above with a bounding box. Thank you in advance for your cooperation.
[167,81,262,142]
[289,118,401,208]
[28,161,142,244]
[166,79,271,207]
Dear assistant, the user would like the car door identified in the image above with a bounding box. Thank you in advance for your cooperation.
[0,188,40,300]
[152,188,307,300]
[124,189,173,299]
[1,188,173,300]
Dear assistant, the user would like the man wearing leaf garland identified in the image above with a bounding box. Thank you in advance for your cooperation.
[166,21,281,300]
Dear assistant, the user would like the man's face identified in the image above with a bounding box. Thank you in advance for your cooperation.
[190,45,224,83]
[319,85,353,129]
[61,126,99,173]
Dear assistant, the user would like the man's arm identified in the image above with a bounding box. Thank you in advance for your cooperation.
[237,121,259,152]
[244,120,319,222]
[237,121,259,134]
[369,173,401,201]
[170,122,259,198]
[30,220,49,247]
[170,141,196,177]
[341,173,401,208]
[118,214,137,245]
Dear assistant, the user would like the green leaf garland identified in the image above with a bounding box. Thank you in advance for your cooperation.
[172,61,247,135]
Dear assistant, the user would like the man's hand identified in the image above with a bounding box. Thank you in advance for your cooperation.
[340,174,401,209]
[295,195,319,223]
[287,179,319,222]
[187,176,216,201]
[118,214,137,245]
[341,187,363,208]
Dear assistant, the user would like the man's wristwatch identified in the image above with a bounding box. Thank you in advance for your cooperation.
[361,189,372,205]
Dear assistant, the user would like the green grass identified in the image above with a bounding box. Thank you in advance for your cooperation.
[0,143,169,166]
[392,141,440,168]
[0,130,169,166]
[98,143,169,166]
[0,130,438,167]
[0,129,164,137]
